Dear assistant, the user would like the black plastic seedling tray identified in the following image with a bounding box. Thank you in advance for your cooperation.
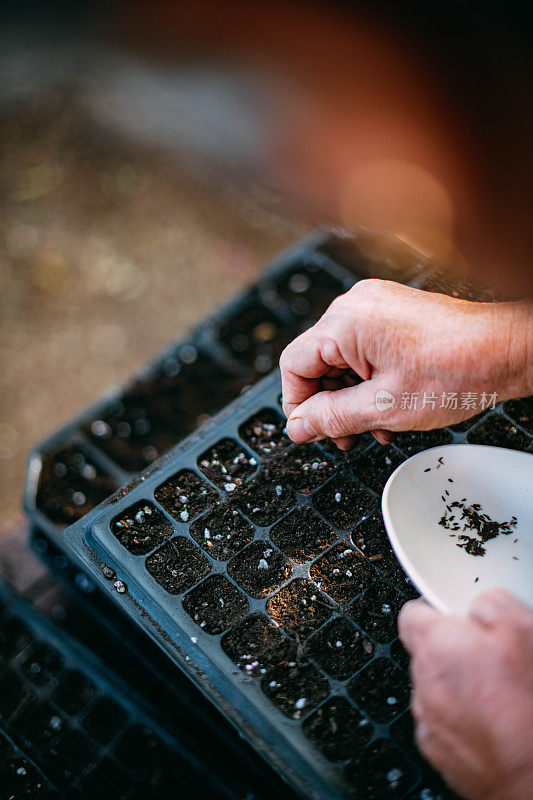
[62,374,533,800]
[25,228,434,556]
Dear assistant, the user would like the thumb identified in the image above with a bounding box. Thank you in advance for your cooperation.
[286,380,390,443]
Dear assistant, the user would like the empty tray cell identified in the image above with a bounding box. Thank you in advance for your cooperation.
[36,445,118,526]
[306,617,374,680]
[18,641,65,689]
[51,669,96,715]
[261,645,329,719]
[345,738,417,798]
[86,389,178,472]
[349,582,407,643]
[197,438,258,491]
[235,477,295,526]
[313,476,375,529]
[238,408,291,456]
[227,541,293,598]
[81,697,129,744]
[221,613,284,676]
[154,470,217,523]
[111,501,174,555]
[467,413,531,450]
[182,575,249,634]
[390,639,411,672]
[309,544,376,605]
[352,513,408,586]
[146,538,212,594]
[274,263,345,321]
[270,507,337,563]
[278,444,335,494]
[348,658,409,723]
[303,696,373,762]
[351,446,405,495]
[218,302,293,374]
[394,429,453,457]
[266,578,333,639]
[503,396,533,433]
[189,506,254,561]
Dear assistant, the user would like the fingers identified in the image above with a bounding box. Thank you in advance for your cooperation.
[398,598,440,653]
[285,379,383,443]
[371,429,395,445]
[470,589,533,632]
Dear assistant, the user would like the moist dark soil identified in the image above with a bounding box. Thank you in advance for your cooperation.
[266,579,333,639]
[394,428,453,457]
[85,388,179,472]
[227,541,292,598]
[349,582,406,643]
[467,413,531,451]
[261,640,329,719]
[182,575,249,634]
[348,658,410,723]
[270,507,337,563]
[220,613,284,676]
[238,408,291,456]
[36,445,118,526]
[390,710,416,752]
[111,501,174,555]
[306,617,374,680]
[352,513,410,589]
[145,537,211,594]
[234,477,295,526]
[218,299,294,375]
[390,639,411,672]
[303,696,373,762]
[274,263,345,321]
[309,544,376,605]
[197,438,257,490]
[154,470,217,522]
[313,475,376,529]
[276,444,335,494]
[345,738,416,798]
[351,446,405,495]
[189,506,254,561]
[503,396,533,434]
[321,432,375,463]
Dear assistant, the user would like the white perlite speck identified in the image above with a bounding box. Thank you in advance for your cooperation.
[180,510,189,522]
[335,492,342,502]
[258,559,269,570]
[294,698,306,710]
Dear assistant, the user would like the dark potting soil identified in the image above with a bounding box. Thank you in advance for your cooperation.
[276,444,335,494]
[145,537,211,594]
[218,302,294,375]
[189,506,254,561]
[503,396,533,434]
[260,641,329,720]
[227,541,293,598]
[313,475,376,529]
[352,446,405,494]
[238,408,291,456]
[182,575,249,634]
[345,738,417,798]
[270,507,338,563]
[197,438,258,491]
[467,413,531,451]
[309,544,376,605]
[349,582,407,643]
[302,696,373,762]
[221,613,284,677]
[111,501,174,555]
[321,432,375,463]
[274,264,345,321]
[36,445,118,526]
[449,411,487,433]
[394,428,453,457]
[352,513,413,590]
[390,639,411,673]
[234,477,295,526]
[154,470,217,523]
[348,658,410,724]
[266,579,333,639]
[306,617,374,680]
[390,710,416,753]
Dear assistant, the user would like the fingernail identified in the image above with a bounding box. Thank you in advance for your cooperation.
[287,416,319,443]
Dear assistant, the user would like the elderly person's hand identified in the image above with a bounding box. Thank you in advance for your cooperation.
[399,591,533,800]
[279,279,531,448]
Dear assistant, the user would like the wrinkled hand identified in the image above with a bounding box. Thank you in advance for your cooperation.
[399,591,533,800]
[279,279,531,448]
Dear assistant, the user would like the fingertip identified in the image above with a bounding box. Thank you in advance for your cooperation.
[398,598,438,652]
[469,588,524,627]
[371,429,395,445]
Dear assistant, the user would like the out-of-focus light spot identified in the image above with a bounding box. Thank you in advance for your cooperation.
[32,251,69,292]
[339,159,455,259]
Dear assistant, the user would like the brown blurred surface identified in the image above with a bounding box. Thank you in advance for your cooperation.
[0,88,307,533]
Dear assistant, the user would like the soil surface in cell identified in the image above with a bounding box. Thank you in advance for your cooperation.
[313,475,375,528]
[145,538,211,594]
[306,617,374,680]
[238,408,291,456]
[221,613,284,676]
[309,544,376,605]
[154,470,217,523]
[267,579,333,639]
[275,263,345,321]
[303,696,373,761]
[468,414,531,451]
[275,444,335,494]
[503,396,532,434]
[348,658,409,723]
[394,428,453,457]
[349,582,406,643]
[182,575,249,634]
[346,738,416,798]
[189,506,254,561]
[235,477,295,526]
[197,438,257,491]
[111,501,174,555]
[352,513,409,588]
[218,300,294,374]
[351,445,405,495]
[261,640,329,719]
[228,541,293,598]
[270,507,337,563]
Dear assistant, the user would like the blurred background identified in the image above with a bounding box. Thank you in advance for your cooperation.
[1,0,531,531]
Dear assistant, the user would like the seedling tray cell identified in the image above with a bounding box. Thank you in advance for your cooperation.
[66,371,485,800]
